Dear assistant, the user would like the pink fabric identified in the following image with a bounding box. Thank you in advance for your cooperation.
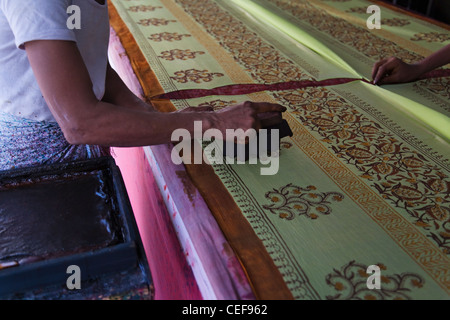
[113,147,203,300]
[145,144,256,300]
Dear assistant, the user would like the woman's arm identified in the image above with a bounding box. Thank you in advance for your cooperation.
[24,40,285,147]
[102,62,158,112]
[103,63,214,113]
[372,44,450,85]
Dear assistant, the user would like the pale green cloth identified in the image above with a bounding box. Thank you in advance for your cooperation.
[111,0,450,299]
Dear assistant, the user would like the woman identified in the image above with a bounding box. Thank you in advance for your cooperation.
[0,0,285,170]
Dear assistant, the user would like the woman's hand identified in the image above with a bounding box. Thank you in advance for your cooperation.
[371,57,424,85]
[372,45,450,85]
[213,101,286,144]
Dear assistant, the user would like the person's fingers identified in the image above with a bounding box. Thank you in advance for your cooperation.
[217,101,285,138]
[373,58,400,85]
[374,57,409,85]
[175,106,194,113]
[248,101,287,114]
[376,72,401,85]
[373,63,389,84]
[372,58,387,80]
[195,106,214,112]
[258,111,283,128]
[375,75,391,85]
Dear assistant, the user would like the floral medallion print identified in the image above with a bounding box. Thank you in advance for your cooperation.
[325,260,425,300]
[148,32,192,42]
[263,183,344,220]
[127,5,163,12]
[137,18,177,26]
[197,99,237,111]
[170,69,224,83]
[410,32,450,43]
[346,7,368,14]
[382,18,410,27]
[158,49,205,61]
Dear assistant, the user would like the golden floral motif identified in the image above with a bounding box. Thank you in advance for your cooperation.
[426,205,448,221]
[392,185,423,201]
[148,32,191,42]
[325,261,424,300]
[137,18,177,26]
[376,142,400,154]
[158,49,205,61]
[197,99,237,111]
[372,162,397,176]
[381,18,410,27]
[280,141,293,149]
[346,147,373,159]
[414,77,450,102]
[401,157,424,168]
[345,7,367,14]
[263,183,344,220]
[170,69,224,83]
[425,179,448,193]
[411,32,450,43]
[127,5,163,12]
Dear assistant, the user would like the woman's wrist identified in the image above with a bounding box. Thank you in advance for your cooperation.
[203,112,220,132]
[413,60,430,77]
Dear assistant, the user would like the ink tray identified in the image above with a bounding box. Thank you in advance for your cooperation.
[0,157,152,299]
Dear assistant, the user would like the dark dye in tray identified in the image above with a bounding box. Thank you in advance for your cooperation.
[0,157,151,299]
[0,170,121,266]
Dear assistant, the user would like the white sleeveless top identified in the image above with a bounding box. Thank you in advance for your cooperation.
[0,0,110,122]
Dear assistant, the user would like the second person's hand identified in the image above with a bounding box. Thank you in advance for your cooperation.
[372,57,424,85]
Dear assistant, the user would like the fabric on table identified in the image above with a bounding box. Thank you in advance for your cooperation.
[230,0,450,141]
[109,0,450,299]
[0,112,109,171]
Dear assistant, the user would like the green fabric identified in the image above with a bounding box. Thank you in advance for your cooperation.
[230,0,360,77]
[111,0,450,299]
[366,82,450,141]
[231,0,450,141]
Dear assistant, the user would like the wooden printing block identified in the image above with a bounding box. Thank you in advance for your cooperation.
[222,112,293,160]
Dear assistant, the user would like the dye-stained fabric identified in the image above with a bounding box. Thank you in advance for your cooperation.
[109,0,450,299]
[0,112,109,171]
